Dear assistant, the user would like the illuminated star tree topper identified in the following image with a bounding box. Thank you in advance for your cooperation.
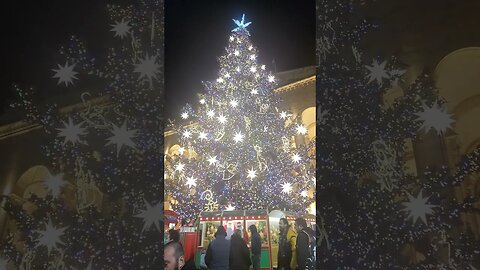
[232,14,252,35]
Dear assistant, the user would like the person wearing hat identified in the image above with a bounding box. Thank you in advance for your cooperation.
[205,225,230,270]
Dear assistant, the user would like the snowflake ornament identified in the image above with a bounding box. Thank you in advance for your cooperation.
[35,219,68,254]
[106,121,137,156]
[135,199,163,232]
[110,19,131,39]
[402,189,436,225]
[415,101,454,135]
[52,62,78,86]
[365,60,389,86]
[57,117,87,145]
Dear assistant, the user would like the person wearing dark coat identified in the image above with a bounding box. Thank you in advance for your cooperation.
[294,218,311,270]
[206,226,230,270]
[248,225,261,270]
[229,229,251,270]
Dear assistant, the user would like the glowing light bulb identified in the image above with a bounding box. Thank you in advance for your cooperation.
[268,75,275,82]
[217,78,224,83]
[234,50,240,56]
[225,73,230,78]
[292,153,301,163]
[250,89,258,95]
[280,111,288,119]
[301,190,308,197]
[250,54,256,60]
[261,65,266,70]
[181,112,189,119]
[230,36,235,41]
[207,110,215,118]
[199,99,206,104]
[178,147,185,155]
[248,45,253,50]
[230,100,238,108]
[250,66,257,73]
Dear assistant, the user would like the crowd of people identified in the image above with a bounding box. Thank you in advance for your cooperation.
[163,218,316,270]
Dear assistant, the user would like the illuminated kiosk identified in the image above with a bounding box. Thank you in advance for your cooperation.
[268,210,316,269]
[196,209,273,270]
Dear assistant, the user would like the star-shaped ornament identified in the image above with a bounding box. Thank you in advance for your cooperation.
[43,173,67,198]
[57,117,87,145]
[415,101,454,135]
[106,121,137,156]
[232,14,252,35]
[365,60,390,85]
[247,168,257,179]
[52,62,78,86]
[402,189,436,225]
[281,182,292,194]
[35,219,68,254]
[134,53,160,84]
[110,19,131,39]
[135,199,163,232]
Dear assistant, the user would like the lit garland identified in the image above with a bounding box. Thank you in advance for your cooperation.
[2,0,163,269]
[317,1,480,269]
[165,15,315,219]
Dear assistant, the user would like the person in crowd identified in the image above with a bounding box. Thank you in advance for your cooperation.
[206,226,230,270]
[168,228,181,243]
[294,218,314,270]
[278,218,297,270]
[164,241,185,270]
[199,248,208,270]
[229,229,251,270]
[248,225,261,270]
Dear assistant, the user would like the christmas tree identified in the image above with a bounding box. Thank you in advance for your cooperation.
[1,1,164,269]
[317,1,480,269]
[165,14,315,219]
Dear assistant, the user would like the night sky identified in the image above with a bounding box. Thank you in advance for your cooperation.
[165,0,316,118]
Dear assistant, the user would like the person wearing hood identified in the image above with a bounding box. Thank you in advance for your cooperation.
[248,225,261,270]
[229,229,251,270]
[206,225,230,270]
